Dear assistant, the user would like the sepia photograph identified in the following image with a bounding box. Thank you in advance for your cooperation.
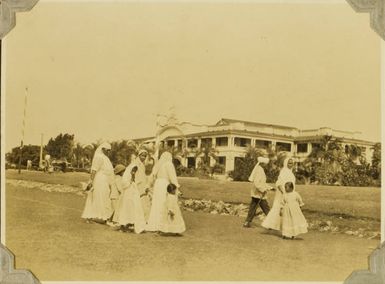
[1,0,383,282]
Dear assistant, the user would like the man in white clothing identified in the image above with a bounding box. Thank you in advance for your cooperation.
[243,157,273,228]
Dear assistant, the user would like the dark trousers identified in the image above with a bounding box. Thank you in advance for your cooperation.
[245,197,270,223]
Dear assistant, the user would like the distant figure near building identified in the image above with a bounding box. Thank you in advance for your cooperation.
[26,160,32,171]
[44,154,53,173]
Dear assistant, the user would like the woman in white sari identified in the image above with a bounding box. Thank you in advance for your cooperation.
[262,157,296,230]
[129,149,151,221]
[81,142,114,222]
[146,151,180,232]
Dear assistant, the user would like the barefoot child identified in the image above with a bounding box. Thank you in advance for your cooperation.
[280,182,308,239]
[159,183,186,235]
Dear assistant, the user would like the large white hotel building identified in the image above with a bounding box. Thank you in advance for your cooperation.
[136,118,376,173]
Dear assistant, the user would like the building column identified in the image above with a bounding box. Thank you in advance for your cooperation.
[308,142,312,154]
[229,135,234,147]
[226,154,235,172]
[251,138,256,148]
[181,157,187,167]
[195,156,200,169]
[271,140,276,151]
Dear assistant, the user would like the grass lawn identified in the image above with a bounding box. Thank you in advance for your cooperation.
[5,184,381,281]
[6,169,381,220]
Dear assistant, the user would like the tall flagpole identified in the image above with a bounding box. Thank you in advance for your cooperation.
[154,114,161,162]
[18,87,29,174]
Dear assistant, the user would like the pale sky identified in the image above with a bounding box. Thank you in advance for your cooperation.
[3,1,382,151]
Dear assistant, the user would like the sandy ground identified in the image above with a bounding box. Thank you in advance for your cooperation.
[5,184,380,281]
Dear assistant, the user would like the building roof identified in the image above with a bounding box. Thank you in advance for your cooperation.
[132,118,377,146]
[294,135,376,146]
[216,118,298,130]
[165,129,295,142]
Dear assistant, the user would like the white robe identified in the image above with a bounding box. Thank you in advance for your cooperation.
[146,155,182,232]
[262,164,296,230]
[82,153,114,220]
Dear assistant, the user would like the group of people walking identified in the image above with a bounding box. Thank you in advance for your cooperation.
[243,156,308,239]
[81,142,186,235]
[81,142,307,239]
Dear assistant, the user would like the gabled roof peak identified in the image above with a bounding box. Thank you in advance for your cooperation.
[216,118,298,130]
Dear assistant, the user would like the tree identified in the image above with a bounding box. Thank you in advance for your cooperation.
[6,145,41,168]
[265,144,288,183]
[109,140,138,167]
[298,136,345,185]
[296,136,376,186]
[82,143,98,167]
[195,146,219,176]
[371,143,381,182]
[339,144,374,186]
[231,146,265,181]
[45,133,75,161]
[72,142,82,168]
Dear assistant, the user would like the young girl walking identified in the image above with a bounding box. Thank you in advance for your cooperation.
[158,183,186,235]
[280,182,308,239]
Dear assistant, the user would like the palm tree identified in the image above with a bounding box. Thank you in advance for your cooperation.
[72,142,84,168]
[195,146,218,166]
[371,143,381,181]
[82,143,98,167]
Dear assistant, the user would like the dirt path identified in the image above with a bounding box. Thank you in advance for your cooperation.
[5,185,380,281]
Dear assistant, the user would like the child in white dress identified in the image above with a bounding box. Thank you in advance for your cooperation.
[115,165,146,234]
[280,182,308,239]
[159,183,186,235]
[107,164,125,226]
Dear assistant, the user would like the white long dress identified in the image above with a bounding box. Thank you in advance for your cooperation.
[81,153,114,220]
[130,158,151,221]
[281,192,308,237]
[146,157,182,232]
[115,181,146,234]
[262,165,296,230]
[159,193,186,234]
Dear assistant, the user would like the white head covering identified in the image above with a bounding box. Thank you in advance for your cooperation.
[257,157,269,165]
[95,142,111,155]
[136,149,148,167]
[91,142,113,178]
[276,156,296,190]
[122,162,139,184]
[152,151,172,176]
[283,156,294,169]
[138,149,148,156]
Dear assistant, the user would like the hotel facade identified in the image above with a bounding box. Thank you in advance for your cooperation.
[136,118,376,173]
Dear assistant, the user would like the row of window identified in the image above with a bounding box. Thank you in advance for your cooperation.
[296,143,368,154]
[164,137,293,151]
[186,156,226,173]
[164,139,368,155]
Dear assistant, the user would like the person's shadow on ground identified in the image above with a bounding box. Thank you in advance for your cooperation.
[259,228,305,241]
